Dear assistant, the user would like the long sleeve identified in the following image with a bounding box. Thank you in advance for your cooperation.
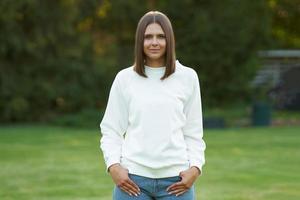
[100,73,128,172]
[182,70,206,174]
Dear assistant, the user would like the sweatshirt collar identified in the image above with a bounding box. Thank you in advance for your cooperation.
[144,65,166,72]
[144,60,180,78]
[144,64,166,78]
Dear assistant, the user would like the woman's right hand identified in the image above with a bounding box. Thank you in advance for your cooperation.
[109,163,141,196]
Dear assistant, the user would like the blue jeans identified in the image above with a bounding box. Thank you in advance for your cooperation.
[113,173,195,200]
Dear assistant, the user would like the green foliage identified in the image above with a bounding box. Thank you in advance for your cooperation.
[0,0,297,123]
[166,0,271,106]
[97,0,272,106]
[268,0,300,48]
[0,0,114,122]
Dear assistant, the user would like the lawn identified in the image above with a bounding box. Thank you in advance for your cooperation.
[0,125,299,200]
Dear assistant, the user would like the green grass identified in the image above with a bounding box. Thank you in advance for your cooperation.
[0,125,300,200]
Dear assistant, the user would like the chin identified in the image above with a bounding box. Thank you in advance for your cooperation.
[146,54,163,60]
[150,56,162,60]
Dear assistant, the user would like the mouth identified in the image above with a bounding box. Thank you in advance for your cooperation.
[149,49,160,52]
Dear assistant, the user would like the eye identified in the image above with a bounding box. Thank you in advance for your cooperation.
[144,35,152,39]
[158,34,166,39]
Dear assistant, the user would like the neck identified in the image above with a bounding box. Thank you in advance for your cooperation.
[145,58,165,67]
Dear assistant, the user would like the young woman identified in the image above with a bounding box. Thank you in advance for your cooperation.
[100,11,206,200]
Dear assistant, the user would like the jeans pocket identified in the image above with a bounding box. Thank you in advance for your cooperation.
[165,175,182,183]
[128,173,146,182]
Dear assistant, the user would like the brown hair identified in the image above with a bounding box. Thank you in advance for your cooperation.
[133,11,176,80]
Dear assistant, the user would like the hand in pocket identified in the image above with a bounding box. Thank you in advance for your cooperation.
[166,167,199,196]
[109,164,141,196]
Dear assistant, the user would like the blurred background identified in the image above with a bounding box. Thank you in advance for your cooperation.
[0,0,300,200]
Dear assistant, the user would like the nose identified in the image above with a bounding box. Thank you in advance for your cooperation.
[151,37,158,46]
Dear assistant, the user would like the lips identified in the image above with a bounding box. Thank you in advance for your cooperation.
[149,49,160,52]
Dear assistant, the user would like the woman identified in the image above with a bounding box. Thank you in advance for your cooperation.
[100,11,206,199]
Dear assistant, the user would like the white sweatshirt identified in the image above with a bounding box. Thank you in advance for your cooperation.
[100,60,206,178]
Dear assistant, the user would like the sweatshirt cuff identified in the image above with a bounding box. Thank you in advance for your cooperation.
[105,157,121,173]
[189,160,204,176]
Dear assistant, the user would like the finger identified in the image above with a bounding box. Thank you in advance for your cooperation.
[126,188,139,196]
[168,188,186,195]
[120,182,138,193]
[124,183,140,196]
[119,186,135,196]
[167,182,187,191]
[124,182,140,195]
[175,189,188,196]
[166,181,183,191]
[128,178,141,192]
[168,185,186,192]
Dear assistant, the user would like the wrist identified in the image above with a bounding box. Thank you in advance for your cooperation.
[108,163,120,173]
[190,166,201,176]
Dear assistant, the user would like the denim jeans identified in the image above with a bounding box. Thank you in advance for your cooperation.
[113,173,195,200]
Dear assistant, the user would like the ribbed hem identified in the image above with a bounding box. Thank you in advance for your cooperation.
[105,157,121,173]
[189,160,205,176]
[121,158,190,178]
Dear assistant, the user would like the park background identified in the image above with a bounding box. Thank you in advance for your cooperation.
[0,0,299,199]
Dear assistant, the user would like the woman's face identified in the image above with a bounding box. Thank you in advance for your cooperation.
[143,23,166,64]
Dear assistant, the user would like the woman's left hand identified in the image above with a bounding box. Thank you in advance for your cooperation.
[166,166,200,196]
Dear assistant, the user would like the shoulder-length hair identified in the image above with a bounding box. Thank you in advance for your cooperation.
[133,11,176,80]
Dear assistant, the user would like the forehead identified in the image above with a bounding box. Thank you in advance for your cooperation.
[144,23,165,35]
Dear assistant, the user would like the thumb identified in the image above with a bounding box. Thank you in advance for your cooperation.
[179,171,185,177]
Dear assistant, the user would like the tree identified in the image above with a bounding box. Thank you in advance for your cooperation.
[268,0,300,48]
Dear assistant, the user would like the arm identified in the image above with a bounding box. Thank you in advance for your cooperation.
[166,73,205,196]
[100,73,128,173]
[182,70,206,175]
[100,73,141,196]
